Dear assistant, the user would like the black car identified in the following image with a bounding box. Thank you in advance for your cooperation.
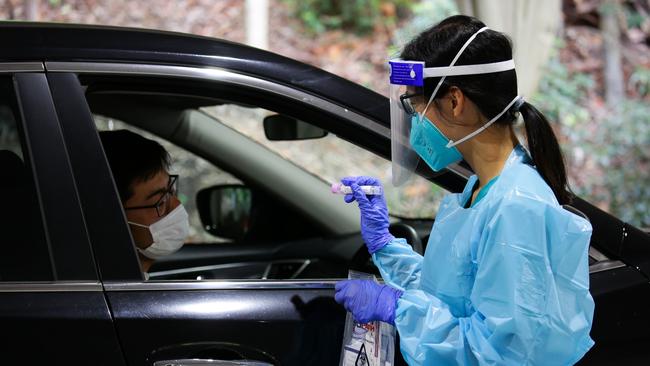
[0,22,649,365]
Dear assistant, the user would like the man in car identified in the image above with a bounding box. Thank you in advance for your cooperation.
[99,130,189,274]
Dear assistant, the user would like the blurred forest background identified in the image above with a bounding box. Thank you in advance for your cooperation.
[1,0,648,229]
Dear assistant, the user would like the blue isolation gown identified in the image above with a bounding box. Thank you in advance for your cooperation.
[374,145,594,365]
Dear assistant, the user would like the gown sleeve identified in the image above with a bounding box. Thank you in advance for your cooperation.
[393,198,595,365]
[372,237,423,292]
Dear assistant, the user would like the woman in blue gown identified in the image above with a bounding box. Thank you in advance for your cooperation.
[335,15,594,365]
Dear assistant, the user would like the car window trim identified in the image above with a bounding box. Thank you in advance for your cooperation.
[44,61,474,182]
[46,62,390,135]
[13,72,99,281]
[104,280,337,291]
[0,62,44,73]
[46,73,143,282]
[0,282,102,292]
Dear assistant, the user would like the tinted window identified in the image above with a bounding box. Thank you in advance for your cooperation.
[0,76,52,281]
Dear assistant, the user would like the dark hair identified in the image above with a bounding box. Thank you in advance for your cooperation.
[401,15,571,204]
[99,130,170,202]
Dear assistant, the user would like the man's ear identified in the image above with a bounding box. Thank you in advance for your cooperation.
[448,86,465,118]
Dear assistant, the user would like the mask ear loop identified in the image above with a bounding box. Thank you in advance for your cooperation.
[446,95,523,148]
[419,26,489,124]
[128,221,149,229]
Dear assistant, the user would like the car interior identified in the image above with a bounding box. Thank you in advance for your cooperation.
[87,87,401,281]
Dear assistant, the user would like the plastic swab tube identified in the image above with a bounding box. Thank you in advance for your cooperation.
[331,183,383,195]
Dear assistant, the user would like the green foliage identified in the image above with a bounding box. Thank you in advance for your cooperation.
[390,0,458,56]
[284,0,412,35]
[593,101,650,227]
[623,4,647,29]
[598,1,619,16]
[532,56,593,129]
[533,49,650,227]
[629,66,650,97]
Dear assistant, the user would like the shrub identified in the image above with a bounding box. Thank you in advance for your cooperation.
[284,0,412,35]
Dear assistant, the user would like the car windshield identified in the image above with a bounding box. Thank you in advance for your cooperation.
[200,105,448,219]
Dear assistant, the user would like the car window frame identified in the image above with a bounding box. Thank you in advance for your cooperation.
[73,65,384,236]
[1,64,99,282]
[46,72,143,281]
[49,61,409,284]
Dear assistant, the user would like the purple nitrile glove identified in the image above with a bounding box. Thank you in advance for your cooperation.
[334,279,403,325]
[341,176,394,254]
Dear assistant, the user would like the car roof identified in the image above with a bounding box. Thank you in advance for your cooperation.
[0,22,389,124]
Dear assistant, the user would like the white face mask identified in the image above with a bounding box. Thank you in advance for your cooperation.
[128,204,190,260]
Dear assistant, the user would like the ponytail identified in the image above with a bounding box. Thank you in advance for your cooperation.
[519,102,572,204]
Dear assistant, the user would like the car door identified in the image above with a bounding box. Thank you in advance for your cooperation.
[0,65,125,365]
[46,67,369,365]
[44,58,650,365]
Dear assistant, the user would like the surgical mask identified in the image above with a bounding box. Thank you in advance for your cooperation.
[421,95,523,149]
[410,94,523,172]
[128,204,189,260]
[409,114,462,171]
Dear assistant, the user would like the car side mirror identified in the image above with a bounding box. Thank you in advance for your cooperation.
[263,114,327,140]
[196,184,253,240]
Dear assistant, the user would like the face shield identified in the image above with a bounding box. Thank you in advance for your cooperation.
[389,60,424,187]
[389,26,518,186]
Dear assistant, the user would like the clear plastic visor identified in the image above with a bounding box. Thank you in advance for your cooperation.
[390,83,421,187]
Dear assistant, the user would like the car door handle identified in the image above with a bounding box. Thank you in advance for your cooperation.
[154,359,273,366]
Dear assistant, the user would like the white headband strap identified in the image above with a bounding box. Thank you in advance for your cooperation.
[421,26,490,121]
[423,59,515,78]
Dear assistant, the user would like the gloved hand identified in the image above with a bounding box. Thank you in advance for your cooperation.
[341,176,394,253]
[334,279,403,325]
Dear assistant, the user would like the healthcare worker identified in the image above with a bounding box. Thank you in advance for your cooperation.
[334,15,595,365]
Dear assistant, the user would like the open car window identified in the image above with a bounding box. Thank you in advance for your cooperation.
[201,104,449,219]
[86,86,445,282]
[87,90,345,281]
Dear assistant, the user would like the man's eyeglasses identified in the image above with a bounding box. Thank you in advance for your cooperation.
[125,174,179,217]
[400,92,424,115]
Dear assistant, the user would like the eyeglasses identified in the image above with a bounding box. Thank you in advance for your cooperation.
[124,174,179,217]
[400,92,424,115]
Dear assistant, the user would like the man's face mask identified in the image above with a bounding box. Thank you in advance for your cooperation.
[129,204,189,260]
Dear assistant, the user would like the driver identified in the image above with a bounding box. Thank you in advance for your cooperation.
[99,129,189,275]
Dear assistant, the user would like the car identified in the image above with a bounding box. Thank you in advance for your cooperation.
[0,22,649,366]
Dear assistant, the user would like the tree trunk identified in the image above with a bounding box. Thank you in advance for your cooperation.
[600,0,625,107]
[25,0,38,21]
[246,0,269,50]
[454,0,562,98]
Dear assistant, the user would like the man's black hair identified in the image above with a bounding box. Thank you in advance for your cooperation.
[99,130,170,202]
